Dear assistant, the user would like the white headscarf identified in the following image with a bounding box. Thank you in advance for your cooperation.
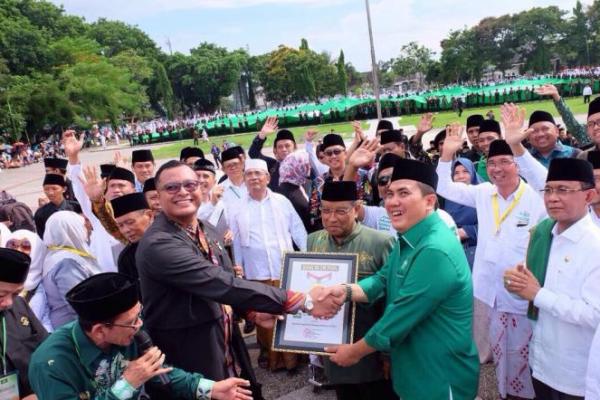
[42,211,101,278]
[5,229,47,291]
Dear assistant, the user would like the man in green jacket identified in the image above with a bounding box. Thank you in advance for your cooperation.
[28,273,252,400]
[308,180,396,400]
[323,158,479,400]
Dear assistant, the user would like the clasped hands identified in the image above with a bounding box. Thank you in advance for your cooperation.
[252,284,347,330]
[503,263,541,301]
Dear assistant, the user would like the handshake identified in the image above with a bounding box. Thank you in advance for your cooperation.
[306,284,348,319]
[252,284,352,330]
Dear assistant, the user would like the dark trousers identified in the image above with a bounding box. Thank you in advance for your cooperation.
[584,95,591,103]
[334,379,398,400]
[532,377,584,400]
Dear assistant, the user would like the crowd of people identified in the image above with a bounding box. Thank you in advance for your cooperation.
[0,81,600,400]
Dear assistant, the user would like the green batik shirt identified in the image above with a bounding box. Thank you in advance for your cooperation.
[358,212,479,400]
[308,223,394,385]
[553,98,590,146]
[28,321,214,400]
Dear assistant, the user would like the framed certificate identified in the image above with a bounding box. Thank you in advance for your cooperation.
[272,251,358,355]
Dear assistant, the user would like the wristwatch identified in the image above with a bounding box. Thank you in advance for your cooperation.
[343,284,353,303]
[303,293,314,312]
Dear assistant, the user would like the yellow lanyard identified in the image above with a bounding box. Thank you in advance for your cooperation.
[1,316,6,375]
[491,181,525,234]
[48,245,95,260]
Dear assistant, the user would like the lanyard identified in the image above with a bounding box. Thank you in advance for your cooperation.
[491,181,526,234]
[228,185,241,199]
[1,316,6,375]
[48,245,95,259]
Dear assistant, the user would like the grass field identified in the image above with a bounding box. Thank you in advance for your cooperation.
[152,95,593,160]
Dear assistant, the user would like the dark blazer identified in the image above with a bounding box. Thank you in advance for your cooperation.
[3,296,48,397]
[136,213,287,330]
[249,135,281,192]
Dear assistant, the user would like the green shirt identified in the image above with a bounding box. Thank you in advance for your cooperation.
[358,212,479,400]
[308,223,394,385]
[28,321,213,400]
[475,156,489,182]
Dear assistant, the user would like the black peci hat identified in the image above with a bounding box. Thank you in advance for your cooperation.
[321,181,357,202]
[487,139,513,159]
[108,167,135,185]
[43,173,66,187]
[391,158,438,190]
[131,149,154,164]
[67,273,139,322]
[110,193,149,218]
[321,134,345,151]
[546,158,595,186]
[0,248,30,284]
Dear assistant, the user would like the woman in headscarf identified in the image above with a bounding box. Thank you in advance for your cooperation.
[42,211,102,328]
[4,229,54,331]
[442,157,478,267]
[279,150,312,232]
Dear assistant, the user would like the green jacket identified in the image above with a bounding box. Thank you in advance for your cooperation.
[308,223,394,385]
[359,212,479,400]
[28,321,213,400]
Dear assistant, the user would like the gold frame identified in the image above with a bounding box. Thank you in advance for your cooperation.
[272,251,358,356]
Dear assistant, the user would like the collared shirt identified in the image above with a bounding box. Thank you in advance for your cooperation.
[134,179,143,193]
[530,214,600,396]
[220,178,247,224]
[436,161,546,313]
[29,321,212,400]
[358,212,479,400]
[230,190,307,280]
[528,141,581,168]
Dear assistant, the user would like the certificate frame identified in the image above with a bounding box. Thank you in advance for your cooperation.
[272,251,358,356]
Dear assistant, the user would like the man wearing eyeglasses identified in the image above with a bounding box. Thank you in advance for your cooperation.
[503,157,600,400]
[524,110,580,168]
[307,181,396,400]
[29,273,252,400]
[136,160,343,387]
[437,126,546,400]
[0,248,48,400]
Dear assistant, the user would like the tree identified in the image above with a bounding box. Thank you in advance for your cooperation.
[88,18,160,59]
[391,41,435,86]
[300,38,309,51]
[560,1,591,66]
[336,50,348,95]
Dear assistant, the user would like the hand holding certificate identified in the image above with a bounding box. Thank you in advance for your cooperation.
[272,252,358,355]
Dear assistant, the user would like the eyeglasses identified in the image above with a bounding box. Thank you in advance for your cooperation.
[160,180,200,194]
[487,159,514,168]
[104,309,143,330]
[320,207,353,216]
[6,239,32,252]
[324,148,344,157]
[587,120,600,129]
[377,175,392,186]
[540,187,587,196]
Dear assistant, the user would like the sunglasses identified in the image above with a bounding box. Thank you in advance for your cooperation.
[377,175,392,186]
[324,148,344,157]
[160,180,200,194]
[6,239,32,251]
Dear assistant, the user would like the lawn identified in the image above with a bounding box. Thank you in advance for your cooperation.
[151,120,369,160]
[151,95,594,160]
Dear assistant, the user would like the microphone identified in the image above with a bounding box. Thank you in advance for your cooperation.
[134,330,171,385]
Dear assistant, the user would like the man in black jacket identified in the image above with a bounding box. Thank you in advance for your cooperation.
[248,116,296,192]
[136,161,342,384]
[0,248,48,399]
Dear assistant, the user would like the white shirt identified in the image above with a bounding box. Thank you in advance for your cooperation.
[530,214,600,396]
[67,163,122,272]
[590,207,600,229]
[587,326,600,400]
[362,205,459,239]
[584,86,593,96]
[436,161,546,313]
[220,178,247,224]
[230,190,307,280]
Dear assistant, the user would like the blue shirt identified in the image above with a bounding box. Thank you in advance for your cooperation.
[529,141,581,168]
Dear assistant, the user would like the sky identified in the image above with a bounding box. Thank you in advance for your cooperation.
[49,0,590,71]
